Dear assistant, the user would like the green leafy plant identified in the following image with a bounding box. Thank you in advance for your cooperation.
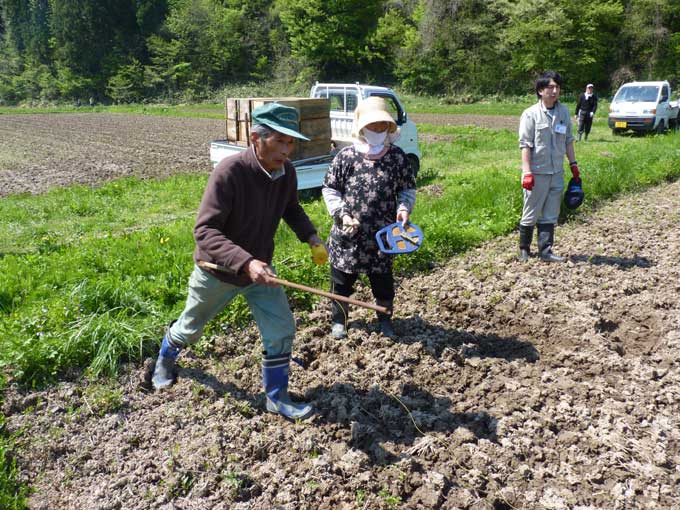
[378,487,402,508]
[355,489,367,509]
[0,417,27,510]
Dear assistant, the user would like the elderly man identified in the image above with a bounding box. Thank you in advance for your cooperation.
[151,102,328,420]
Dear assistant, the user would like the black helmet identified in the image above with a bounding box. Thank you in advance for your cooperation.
[564,177,584,210]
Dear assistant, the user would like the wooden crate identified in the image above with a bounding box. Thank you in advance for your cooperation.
[299,117,332,140]
[249,97,330,124]
[225,97,331,160]
[290,139,334,161]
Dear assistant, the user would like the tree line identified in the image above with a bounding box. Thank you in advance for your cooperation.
[1,0,679,104]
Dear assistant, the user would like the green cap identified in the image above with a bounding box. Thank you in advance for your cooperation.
[251,102,310,141]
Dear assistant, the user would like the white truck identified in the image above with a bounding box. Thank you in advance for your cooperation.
[209,83,421,190]
[608,80,679,135]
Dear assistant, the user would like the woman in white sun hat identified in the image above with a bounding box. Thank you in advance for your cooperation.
[322,96,417,339]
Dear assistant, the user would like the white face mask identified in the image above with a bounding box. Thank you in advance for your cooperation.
[362,128,388,146]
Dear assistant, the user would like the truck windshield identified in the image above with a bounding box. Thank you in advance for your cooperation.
[613,86,659,103]
[313,88,358,113]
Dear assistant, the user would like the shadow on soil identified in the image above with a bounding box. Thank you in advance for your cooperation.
[169,350,502,467]
[152,316,538,466]
[570,254,652,268]
[334,319,539,363]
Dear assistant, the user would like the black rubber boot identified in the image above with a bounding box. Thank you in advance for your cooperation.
[376,300,396,338]
[331,300,349,339]
[518,224,534,262]
[537,223,565,262]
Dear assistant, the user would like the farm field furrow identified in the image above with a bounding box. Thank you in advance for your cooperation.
[0,113,224,196]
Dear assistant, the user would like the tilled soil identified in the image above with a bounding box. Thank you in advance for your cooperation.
[2,113,679,509]
[0,113,223,196]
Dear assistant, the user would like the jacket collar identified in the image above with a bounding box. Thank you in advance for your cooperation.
[245,145,286,181]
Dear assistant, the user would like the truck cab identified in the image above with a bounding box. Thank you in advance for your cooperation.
[310,82,421,174]
[608,80,679,134]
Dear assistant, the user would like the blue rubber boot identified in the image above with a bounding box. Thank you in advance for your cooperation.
[262,353,313,420]
[152,333,181,390]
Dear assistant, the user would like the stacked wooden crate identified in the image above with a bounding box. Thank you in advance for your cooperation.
[225,97,332,161]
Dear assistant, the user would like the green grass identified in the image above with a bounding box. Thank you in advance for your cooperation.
[1,88,609,120]
[419,125,519,169]
[0,97,534,117]
[0,180,333,386]
[402,95,612,118]
[0,174,206,256]
[0,416,27,510]
[0,103,225,119]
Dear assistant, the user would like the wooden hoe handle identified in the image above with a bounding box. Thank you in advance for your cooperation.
[197,261,388,314]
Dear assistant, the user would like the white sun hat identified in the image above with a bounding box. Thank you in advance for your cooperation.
[351,96,398,139]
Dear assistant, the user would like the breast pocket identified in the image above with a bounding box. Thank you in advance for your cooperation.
[535,123,552,147]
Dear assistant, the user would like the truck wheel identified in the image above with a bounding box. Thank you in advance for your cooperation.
[656,120,666,134]
[407,155,420,177]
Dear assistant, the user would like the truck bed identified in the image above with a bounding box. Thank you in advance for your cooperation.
[209,140,333,190]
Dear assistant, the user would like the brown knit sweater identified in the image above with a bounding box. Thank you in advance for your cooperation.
[193,147,317,286]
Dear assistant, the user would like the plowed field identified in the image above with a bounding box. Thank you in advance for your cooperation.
[2,112,679,509]
[0,113,516,197]
[0,113,223,196]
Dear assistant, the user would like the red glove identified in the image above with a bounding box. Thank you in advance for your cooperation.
[570,162,580,181]
[522,173,534,190]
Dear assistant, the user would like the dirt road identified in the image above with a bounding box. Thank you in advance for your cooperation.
[2,112,679,509]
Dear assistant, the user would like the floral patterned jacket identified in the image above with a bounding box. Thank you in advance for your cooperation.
[322,145,416,274]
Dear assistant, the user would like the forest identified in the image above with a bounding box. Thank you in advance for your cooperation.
[1,0,680,104]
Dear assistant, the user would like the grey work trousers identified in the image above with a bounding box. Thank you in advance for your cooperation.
[520,172,564,226]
